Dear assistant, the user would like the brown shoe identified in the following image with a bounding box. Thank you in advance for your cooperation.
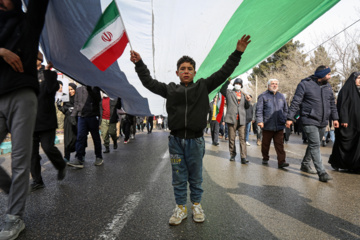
[257,139,261,146]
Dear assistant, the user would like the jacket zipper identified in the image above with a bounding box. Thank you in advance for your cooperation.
[185,87,188,138]
[321,85,325,122]
[273,93,278,131]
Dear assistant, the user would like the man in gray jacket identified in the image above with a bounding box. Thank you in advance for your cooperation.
[220,78,251,163]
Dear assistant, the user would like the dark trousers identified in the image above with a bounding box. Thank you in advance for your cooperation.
[261,129,286,164]
[31,129,66,184]
[147,119,153,133]
[0,166,11,194]
[123,121,132,141]
[75,116,102,161]
[210,120,219,144]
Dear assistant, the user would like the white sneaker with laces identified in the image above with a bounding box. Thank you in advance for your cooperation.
[191,203,205,223]
[169,205,187,226]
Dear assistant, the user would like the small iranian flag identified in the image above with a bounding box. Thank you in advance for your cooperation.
[80,0,129,71]
[216,93,225,123]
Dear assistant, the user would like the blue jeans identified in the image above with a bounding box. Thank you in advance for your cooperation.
[325,130,335,143]
[245,122,251,142]
[76,116,102,161]
[302,125,326,175]
[168,135,205,205]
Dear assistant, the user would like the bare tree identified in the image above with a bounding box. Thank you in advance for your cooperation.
[328,29,360,81]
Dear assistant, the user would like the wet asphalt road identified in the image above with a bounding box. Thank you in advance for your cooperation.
[0,130,359,240]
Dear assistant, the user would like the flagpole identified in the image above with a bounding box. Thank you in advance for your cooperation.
[114,0,133,51]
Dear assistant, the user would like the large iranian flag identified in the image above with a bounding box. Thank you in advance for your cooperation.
[40,0,340,116]
[80,0,129,71]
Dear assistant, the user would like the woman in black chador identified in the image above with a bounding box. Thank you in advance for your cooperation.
[57,83,77,162]
[329,72,360,172]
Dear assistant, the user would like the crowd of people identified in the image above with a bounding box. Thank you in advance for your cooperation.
[0,0,359,239]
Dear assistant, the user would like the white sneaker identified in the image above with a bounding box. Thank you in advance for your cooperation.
[246,141,250,146]
[191,203,205,223]
[169,205,187,226]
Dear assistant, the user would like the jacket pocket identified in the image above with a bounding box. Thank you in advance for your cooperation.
[308,108,321,121]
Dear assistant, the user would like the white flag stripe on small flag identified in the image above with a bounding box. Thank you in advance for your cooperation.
[80,0,129,71]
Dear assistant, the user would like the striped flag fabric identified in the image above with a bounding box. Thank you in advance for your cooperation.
[39,0,340,116]
[216,93,225,123]
[80,0,129,71]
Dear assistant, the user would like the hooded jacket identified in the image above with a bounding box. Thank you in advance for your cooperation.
[135,50,243,139]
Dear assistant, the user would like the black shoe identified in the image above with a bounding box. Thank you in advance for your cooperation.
[278,162,289,168]
[319,172,333,182]
[241,158,249,164]
[303,139,308,144]
[300,165,317,174]
[262,160,269,165]
[58,165,66,181]
[322,140,326,147]
[230,156,235,161]
[103,147,110,153]
[114,141,118,149]
[212,142,219,146]
[30,182,45,192]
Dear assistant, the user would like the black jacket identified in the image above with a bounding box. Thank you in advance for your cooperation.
[71,86,101,118]
[0,0,49,96]
[34,68,59,132]
[287,75,338,127]
[135,50,243,139]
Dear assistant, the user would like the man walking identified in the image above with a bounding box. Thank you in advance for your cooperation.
[0,0,49,238]
[30,56,67,191]
[68,86,103,168]
[286,66,339,182]
[256,79,289,168]
[220,78,251,163]
[100,93,121,153]
[209,96,220,146]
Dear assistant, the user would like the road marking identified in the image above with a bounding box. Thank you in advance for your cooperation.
[284,149,303,157]
[96,150,168,239]
[150,150,169,183]
[96,192,142,240]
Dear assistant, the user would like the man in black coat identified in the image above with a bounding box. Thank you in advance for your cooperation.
[30,53,66,192]
[0,0,49,238]
[286,66,339,182]
[68,85,103,168]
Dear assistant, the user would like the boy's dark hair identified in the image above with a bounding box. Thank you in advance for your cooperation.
[177,56,196,70]
[315,65,327,72]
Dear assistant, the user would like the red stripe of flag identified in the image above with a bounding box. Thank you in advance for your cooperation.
[216,94,225,123]
[92,33,129,71]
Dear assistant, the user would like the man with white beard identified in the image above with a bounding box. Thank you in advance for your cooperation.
[256,79,289,168]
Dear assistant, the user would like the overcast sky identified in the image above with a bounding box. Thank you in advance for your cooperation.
[294,0,360,53]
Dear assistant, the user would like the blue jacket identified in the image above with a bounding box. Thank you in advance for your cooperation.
[256,90,288,131]
[287,76,338,127]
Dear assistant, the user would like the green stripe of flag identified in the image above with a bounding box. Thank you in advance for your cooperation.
[82,0,120,49]
[193,0,340,101]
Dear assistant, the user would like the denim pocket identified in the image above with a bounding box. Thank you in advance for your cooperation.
[195,136,204,145]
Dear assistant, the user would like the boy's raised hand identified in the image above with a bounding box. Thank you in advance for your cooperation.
[236,35,251,53]
[130,50,141,63]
